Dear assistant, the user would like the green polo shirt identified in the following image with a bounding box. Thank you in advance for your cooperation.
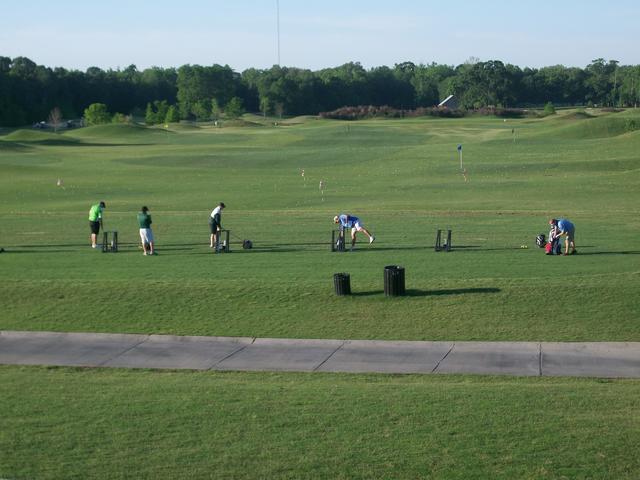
[89,204,103,222]
[137,212,152,229]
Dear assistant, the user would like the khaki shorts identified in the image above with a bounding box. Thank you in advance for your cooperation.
[566,226,575,243]
[139,228,154,244]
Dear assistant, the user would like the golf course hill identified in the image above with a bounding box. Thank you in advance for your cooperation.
[530,109,640,140]
[67,123,174,142]
[2,129,81,145]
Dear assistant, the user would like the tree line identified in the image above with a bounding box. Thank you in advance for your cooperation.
[1,55,639,127]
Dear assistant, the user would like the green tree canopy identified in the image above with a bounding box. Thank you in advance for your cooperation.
[224,97,244,119]
[83,103,111,126]
[165,105,180,123]
[2,55,640,127]
[543,102,556,115]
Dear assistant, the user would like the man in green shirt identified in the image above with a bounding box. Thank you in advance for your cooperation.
[88,201,105,248]
[137,206,155,255]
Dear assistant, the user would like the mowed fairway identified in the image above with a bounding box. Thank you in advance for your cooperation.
[2,366,640,480]
[2,111,640,479]
[1,111,639,340]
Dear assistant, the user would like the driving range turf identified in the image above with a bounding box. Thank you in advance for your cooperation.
[2,366,640,479]
[1,110,639,478]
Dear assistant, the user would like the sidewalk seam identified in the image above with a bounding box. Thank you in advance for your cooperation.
[538,343,543,376]
[208,337,257,370]
[432,343,455,373]
[97,335,151,367]
[313,341,346,372]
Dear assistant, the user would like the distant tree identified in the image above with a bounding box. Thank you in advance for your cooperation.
[165,105,180,123]
[145,102,157,125]
[83,103,111,125]
[453,60,518,108]
[0,56,11,73]
[145,100,170,125]
[3,54,640,128]
[411,64,448,106]
[176,64,238,119]
[154,100,169,122]
[585,59,618,106]
[10,56,38,78]
[210,99,221,120]
[543,102,556,115]
[111,112,128,123]
[48,107,63,131]
[192,100,210,121]
[224,97,244,118]
[619,65,640,107]
[274,102,284,119]
[369,65,414,108]
[259,96,271,117]
[251,66,294,116]
[139,66,178,106]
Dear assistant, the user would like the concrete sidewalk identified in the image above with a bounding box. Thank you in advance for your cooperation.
[1,331,639,378]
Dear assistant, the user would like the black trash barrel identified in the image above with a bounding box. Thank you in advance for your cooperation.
[384,265,405,296]
[333,273,351,295]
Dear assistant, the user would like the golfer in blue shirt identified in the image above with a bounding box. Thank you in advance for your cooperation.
[549,218,577,255]
[334,214,375,249]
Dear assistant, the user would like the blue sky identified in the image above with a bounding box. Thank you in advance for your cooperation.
[2,0,638,71]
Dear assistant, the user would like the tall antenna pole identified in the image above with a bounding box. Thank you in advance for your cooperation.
[276,0,281,66]
[613,65,617,107]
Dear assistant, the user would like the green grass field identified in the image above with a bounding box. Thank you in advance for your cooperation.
[2,366,640,480]
[1,110,639,341]
[2,110,640,478]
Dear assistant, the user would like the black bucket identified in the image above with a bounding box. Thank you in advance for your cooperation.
[333,272,351,295]
[384,265,405,296]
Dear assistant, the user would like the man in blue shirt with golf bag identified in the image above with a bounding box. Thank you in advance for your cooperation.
[549,218,577,255]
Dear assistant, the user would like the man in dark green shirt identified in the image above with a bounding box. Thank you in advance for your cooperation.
[137,206,155,255]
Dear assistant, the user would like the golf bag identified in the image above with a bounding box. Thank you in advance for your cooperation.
[545,225,562,255]
[545,238,562,255]
[536,234,546,248]
[242,239,253,249]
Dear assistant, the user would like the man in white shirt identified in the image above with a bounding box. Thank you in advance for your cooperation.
[209,202,226,250]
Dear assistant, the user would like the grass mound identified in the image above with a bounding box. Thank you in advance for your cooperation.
[166,122,201,131]
[69,123,165,140]
[560,111,595,120]
[0,140,30,151]
[221,114,314,127]
[278,115,317,125]
[241,114,273,124]
[3,129,74,143]
[221,119,265,128]
[541,111,640,139]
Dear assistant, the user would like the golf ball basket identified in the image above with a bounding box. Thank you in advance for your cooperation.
[331,228,347,252]
[102,231,119,253]
[435,229,452,252]
[215,229,231,253]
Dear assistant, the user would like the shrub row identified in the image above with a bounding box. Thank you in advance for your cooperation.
[319,105,533,120]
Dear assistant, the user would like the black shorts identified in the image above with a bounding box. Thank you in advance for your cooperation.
[209,221,220,234]
[90,221,101,235]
